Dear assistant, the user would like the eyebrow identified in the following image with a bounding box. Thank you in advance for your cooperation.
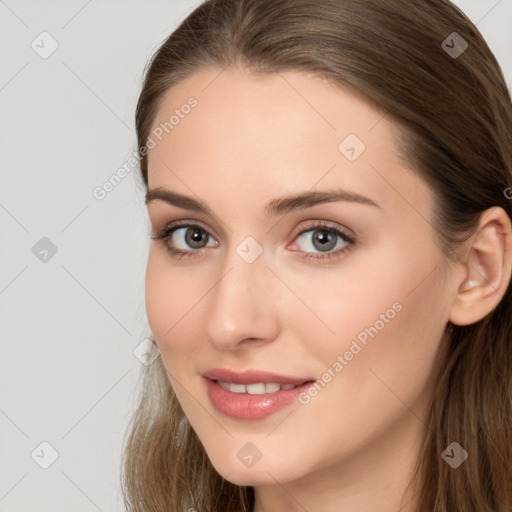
[145,187,382,216]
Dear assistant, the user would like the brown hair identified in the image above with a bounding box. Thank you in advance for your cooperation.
[121,0,512,510]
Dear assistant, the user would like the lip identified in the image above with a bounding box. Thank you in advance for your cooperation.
[202,368,314,385]
[202,369,316,420]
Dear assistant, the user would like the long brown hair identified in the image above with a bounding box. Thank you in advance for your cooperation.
[121,1,512,510]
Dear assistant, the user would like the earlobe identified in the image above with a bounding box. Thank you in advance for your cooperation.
[449,207,512,327]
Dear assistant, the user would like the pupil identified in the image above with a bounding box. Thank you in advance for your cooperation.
[313,230,336,252]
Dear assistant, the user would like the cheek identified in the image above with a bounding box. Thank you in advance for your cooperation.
[145,249,199,349]
[290,245,447,392]
[304,253,446,421]
[145,253,172,341]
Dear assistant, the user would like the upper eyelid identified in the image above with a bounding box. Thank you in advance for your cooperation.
[157,219,220,241]
[291,220,354,238]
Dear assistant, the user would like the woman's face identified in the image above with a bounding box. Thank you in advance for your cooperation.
[145,67,457,489]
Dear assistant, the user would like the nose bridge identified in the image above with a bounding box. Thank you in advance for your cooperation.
[204,241,278,349]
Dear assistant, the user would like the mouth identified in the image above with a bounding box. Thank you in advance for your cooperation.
[203,375,317,420]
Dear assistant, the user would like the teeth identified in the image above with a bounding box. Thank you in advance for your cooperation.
[263,383,281,393]
[218,380,232,391]
[246,383,266,395]
[217,380,302,394]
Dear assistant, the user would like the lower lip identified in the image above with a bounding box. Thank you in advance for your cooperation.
[204,377,315,420]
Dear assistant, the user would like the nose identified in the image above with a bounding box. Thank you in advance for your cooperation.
[203,249,280,351]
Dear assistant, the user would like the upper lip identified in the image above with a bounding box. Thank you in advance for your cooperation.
[202,368,315,385]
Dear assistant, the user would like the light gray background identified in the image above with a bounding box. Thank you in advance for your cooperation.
[0,1,510,510]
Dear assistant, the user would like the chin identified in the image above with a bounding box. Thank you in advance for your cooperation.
[207,454,302,487]
[216,467,281,487]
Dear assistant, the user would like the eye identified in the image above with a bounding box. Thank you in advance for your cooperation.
[151,222,218,259]
[171,226,217,250]
[289,222,356,262]
[151,220,356,263]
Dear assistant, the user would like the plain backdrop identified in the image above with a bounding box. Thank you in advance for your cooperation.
[0,0,511,510]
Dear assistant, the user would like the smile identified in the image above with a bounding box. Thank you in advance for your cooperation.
[216,380,305,393]
[204,377,316,420]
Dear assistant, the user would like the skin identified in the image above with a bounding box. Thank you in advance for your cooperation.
[144,67,512,512]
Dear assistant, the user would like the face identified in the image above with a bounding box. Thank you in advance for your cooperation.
[144,67,455,489]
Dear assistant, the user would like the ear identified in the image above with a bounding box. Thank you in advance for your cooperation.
[449,206,512,326]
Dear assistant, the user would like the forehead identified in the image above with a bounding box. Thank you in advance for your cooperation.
[149,67,389,151]
[146,67,432,219]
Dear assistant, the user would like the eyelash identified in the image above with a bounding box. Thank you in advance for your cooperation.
[150,220,356,263]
